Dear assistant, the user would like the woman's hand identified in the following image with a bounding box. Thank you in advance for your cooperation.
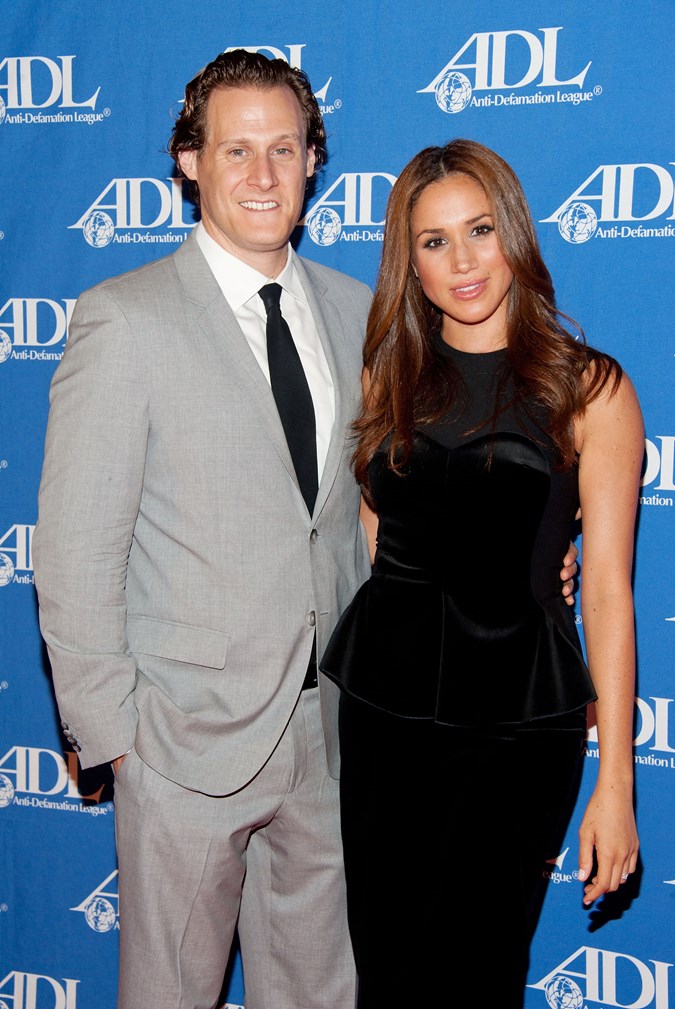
[578,780,639,905]
[560,540,578,606]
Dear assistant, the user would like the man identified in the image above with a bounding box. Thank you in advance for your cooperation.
[33,50,371,1009]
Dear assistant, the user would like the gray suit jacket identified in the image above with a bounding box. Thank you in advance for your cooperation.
[33,231,372,795]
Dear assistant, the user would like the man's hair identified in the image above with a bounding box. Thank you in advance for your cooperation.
[169,49,327,174]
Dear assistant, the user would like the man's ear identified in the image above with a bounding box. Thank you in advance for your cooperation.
[178,149,198,181]
[306,145,317,179]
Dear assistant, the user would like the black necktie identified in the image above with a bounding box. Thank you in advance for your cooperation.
[259,283,319,513]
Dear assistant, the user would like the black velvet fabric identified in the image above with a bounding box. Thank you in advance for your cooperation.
[321,347,596,726]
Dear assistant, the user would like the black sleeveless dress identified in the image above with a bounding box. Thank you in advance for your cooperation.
[321,343,593,1008]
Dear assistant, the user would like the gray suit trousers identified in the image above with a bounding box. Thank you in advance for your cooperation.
[114,688,355,1009]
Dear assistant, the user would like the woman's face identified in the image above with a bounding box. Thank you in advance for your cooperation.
[410,173,513,352]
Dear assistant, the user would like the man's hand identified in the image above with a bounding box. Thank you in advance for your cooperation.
[560,540,579,607]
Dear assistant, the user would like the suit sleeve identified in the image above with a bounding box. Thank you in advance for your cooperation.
[33,285,149,768]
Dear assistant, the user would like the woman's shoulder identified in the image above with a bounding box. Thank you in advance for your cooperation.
[575,357,643,456]
[578,344,624,396]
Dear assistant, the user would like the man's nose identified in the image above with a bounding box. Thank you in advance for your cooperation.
[248,154,277,190]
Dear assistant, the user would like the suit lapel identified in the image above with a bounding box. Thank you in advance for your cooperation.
[172,233,300,492]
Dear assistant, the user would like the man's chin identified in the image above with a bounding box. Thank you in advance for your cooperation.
[244,233,294,257]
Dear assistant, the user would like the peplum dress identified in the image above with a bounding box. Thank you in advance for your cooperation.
[320,341,595,1007]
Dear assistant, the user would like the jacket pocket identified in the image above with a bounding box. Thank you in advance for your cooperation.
[126,615,228,669]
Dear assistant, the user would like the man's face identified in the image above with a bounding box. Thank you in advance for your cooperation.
[179,85,316,275]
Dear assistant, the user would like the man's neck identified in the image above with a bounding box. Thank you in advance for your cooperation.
[200,220,290,279]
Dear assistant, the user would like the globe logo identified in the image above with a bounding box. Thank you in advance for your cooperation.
[558,202,598,244]
[435,71,473,114]
[0,552,15,587]
[84,896,117,932]
[0,999,11,1009]
[545,974,584,1009]
[0,773,15,808]
[0,330,12,365]
[0,96,6,126]
[307,207,342,246]
[83,210,115,248]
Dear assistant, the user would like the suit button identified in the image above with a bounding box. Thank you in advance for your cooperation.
[72,743,81,752]
[61,720,69,730]
[310,529,318,544]
[308,611,316,627]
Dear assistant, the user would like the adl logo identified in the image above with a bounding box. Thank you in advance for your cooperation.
[418,27,593,114]
[0,55,104,126]
[0,972,79,1009]
[0,298,75,364]
[69,178,194,248]
[528,945,672,1009]
[303,172,395,246]
[542,164,675,243]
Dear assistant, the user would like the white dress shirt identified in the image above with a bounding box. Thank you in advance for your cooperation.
[196,222,335,481]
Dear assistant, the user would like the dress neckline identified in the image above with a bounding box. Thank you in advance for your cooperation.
[433,333,507,374]
[436,338,507,361]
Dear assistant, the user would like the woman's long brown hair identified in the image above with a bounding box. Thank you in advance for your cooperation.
[353,139,621,495]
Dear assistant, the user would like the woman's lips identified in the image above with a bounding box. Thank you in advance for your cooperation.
[450,278,488,300]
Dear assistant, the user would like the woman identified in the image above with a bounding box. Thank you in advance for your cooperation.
[320,140,641,1007]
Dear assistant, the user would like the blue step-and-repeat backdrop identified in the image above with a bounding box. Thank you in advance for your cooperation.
[1,2,673,1007]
